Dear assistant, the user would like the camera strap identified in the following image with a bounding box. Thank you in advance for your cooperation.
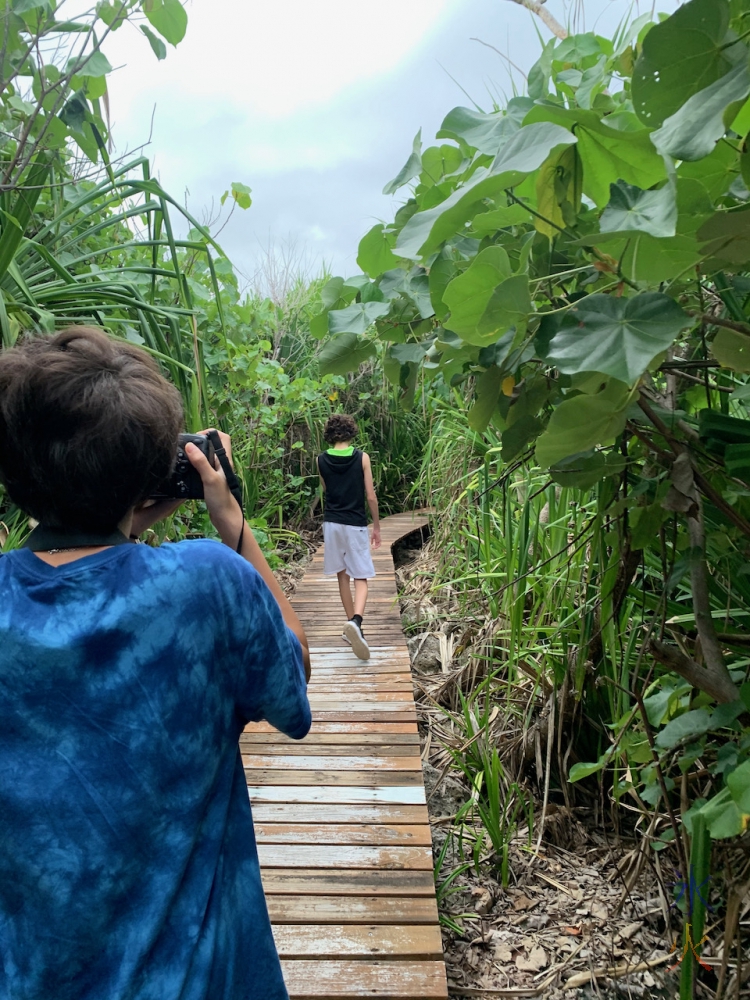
[206,430,245,554]
[23,525,132,551]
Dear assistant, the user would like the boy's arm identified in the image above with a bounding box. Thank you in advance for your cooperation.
[362,453,381,549]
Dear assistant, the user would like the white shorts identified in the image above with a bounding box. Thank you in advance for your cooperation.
[323,522,376,579]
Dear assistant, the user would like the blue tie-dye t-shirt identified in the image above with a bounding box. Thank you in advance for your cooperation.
[0,539,311,1000]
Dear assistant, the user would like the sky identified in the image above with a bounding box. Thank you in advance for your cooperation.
[102,0,682,293]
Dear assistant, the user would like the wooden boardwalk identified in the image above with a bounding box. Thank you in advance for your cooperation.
[244,512,447,999]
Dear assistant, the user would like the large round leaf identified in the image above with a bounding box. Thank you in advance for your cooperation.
[543,293,691,385]
[327,301,390,336]
[318,333,376,376]
[443,247,511,336]
[599,180,677,238]
[632,0,735,128]
[535,381,631,468]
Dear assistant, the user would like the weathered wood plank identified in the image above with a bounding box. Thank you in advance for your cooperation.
[266,894,438,925]
[248,785,426,805]
[255,823,432,846]
[245,768,421,787]
[250,803,429,826]
[280,960,447,999]
[247,721,418,734]
[273,924,443,959]
[258,843,433,870]
[241,732,420,746]
[261,868,435,895]
[242,754,423,771]
[242,744,421,758]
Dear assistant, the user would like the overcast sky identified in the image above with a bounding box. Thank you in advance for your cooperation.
[103,0,681,292]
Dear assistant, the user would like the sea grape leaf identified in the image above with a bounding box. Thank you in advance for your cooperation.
[655,708,712,749]
[501,414,544,463]
[383,130,422,196]
[443,246,512,336]
[543,293,691,385]
[327,301,390,336]
[652,61,750,161]
[711,327,750,372]
[632,0,736,128]
[357,224,399,278]
[470,203,533,234]
[535,380,631,468]
[549,450,625,490]
[395,123,576,260]
[390,341,430,364]
[679,139,739,201]
[144,0,187,45]
[318,333,376,375]
[438,106,519,155]
[698,207,750,265]
[599,180,677,238]
[468,366,503,432]
[475,276,531,344]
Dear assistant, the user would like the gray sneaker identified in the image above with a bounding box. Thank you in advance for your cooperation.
[343,620,371,660]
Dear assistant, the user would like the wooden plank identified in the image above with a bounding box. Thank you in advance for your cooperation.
[280,960,447,999]
[273,924,443,959]
[242,754,423,771]
[245,769,421,787]
[258,843,433,870]
[306,692,413,703]
[242,744,421,758]
[241,733,420,746]
[261,868,435,895]
[250,803,429,826]
[266,894,438,925]
[247,721,418,734]
[255,823,432,846]
[248,785,426,805]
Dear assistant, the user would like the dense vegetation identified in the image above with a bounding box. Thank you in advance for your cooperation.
[309,1,750,993]
[2,0,750,995]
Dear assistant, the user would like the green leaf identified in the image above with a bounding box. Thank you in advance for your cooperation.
[727,759,750,814]
[698,207,750,264]
[631,502,671,550]
[383,130,421,196]
[696,787,745,838]
[318,333,376,375]
[75,50,112,78]
[140,24,167,60]
[652,61,750,161]
[390,341,429,364]
[711,327,750,372]
[11,0,49,11]
[549,450,624,491]
[544,293,691,385]
[468,366,503,432]
[599,180,677,238]
[655,708,712,749]
[632,0,736,128]
[535,381,631,468]
[395,123,576,260]
[438,107,518,155]
[569,752,612,782]
[357,224,399,278]
[228,182,252,210]
[501,414,544,463]
[144,0,188,46]
[535,145,582,240]
[443,247,511,336]
[327,301,390,336]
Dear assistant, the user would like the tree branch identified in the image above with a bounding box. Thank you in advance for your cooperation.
[649,639,739,703]
[502,0,568,40]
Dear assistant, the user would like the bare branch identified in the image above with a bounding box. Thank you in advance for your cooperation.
[502,0,568,40]
[649,639,739,704]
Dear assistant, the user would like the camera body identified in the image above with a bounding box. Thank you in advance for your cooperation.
[151,433,215,500]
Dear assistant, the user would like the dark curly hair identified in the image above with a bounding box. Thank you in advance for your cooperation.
[0,326,184,532]
[323,414,357,445]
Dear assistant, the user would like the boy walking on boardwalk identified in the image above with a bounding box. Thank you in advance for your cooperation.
[318,414,381,660]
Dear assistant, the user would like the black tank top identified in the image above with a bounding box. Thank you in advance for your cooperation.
[318,449,367,526]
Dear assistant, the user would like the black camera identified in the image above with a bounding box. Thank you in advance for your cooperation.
[151,433,215,500]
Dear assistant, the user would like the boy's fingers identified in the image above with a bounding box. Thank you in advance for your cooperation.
[185,441,219,483]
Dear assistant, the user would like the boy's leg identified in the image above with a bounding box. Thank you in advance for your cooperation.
[353,578,368,618]
[337,570,355,619]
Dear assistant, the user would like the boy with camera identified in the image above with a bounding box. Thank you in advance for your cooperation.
[317,414,381,660]
[0,327,310,1000]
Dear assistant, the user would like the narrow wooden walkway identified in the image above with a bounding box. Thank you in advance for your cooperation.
[244,512,447,999]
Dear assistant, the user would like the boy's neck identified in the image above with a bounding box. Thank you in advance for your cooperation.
[331,441,353,450]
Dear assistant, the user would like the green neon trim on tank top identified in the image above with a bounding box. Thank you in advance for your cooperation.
[327,446,354,456]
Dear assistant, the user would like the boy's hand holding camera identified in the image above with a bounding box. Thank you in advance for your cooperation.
[185,430,311,680]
